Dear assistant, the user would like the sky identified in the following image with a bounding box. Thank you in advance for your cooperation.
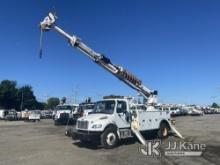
[0,0,220,105]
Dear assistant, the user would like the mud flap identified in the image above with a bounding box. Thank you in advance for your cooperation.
[131,121,146,145]
[169,124,184,139]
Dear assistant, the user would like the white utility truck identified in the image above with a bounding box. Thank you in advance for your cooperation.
[0,109,8,119]
[39,13,183,148]
[28,110,41,122]
[75,96,173,148]
[54,104,78,125]
[5,110,18,121]
[78,103,95,117]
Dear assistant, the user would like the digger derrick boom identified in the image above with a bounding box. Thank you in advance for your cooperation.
[39,13,157,103]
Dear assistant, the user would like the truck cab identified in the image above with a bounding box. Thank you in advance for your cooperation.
[54,104,78,125]
[5,110,18,121]
[73,96,172,149]
[77,103,95,117]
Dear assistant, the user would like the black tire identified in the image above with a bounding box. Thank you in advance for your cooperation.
[158,122,169,139]
[101,126,119,149]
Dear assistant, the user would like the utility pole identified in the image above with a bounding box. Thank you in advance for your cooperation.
[20,90,23,111]
[73,85,79,104]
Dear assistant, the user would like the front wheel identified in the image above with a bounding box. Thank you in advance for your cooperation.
[101,127,119,149]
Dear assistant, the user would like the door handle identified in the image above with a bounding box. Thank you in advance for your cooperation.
[118,113,123,117]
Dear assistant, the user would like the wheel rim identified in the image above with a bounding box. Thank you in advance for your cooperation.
[162,128,168,137]
[106,132,116,146]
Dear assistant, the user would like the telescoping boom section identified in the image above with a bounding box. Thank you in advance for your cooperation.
[39,13,157,104]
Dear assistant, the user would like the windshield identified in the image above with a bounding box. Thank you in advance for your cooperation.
[30,111,40,114]
[8,111,16,115]
[56,105,72,111]
[82,104,95,110]
[92,101,115,114]
[170,108,176,111]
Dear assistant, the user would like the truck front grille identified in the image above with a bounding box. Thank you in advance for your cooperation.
[77,120,88,129]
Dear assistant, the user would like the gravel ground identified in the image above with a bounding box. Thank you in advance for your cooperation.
[0,115,219,165]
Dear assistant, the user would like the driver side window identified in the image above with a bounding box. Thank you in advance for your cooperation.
[117,101,127,113]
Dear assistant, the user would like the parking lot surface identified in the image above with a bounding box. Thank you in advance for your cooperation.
[0,115,219,165]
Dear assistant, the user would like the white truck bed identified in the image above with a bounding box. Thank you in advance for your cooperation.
[29,111,41,121]
[135,110,170,131]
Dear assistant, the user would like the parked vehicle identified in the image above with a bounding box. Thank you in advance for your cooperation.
[52,110,57,120]
[188,108,203,116]
[78,103,95,117]
[21,110,30,121]
[72,96,181,149]
[0,109,9,119]
[216,109,220,114]
[41,110,52,119]
[170,107,181,116]
[203,108,218,114]
[5,110,18,121]
[28,110,41,122]
[54,104,78,125]
[179,108,188,116]
[40,13,184,148]
[17,112,22,120]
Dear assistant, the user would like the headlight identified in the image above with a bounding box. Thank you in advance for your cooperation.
[91,124,102,129]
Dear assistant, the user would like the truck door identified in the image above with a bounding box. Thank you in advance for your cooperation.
[115,101,130,128]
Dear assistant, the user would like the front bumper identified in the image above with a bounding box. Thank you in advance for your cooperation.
[5,116,17,121]
[55,113,77,125]
[72,129,101,141]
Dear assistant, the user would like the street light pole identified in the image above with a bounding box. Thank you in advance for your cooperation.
[20,90,23,111]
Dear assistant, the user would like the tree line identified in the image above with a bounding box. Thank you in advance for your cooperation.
[1,80,218,111]
[211,102,220,108]
[0,80,60,111]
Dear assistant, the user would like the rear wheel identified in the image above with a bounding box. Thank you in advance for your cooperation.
[158,122,169,138]
[101,127,119,149]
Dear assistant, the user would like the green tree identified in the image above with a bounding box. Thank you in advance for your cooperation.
[47,97,60,109]
[0,80,18,109]
[0,79,61,111]
[17,85,38,110]
[35,102,47,110]
[211,102,219,108]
